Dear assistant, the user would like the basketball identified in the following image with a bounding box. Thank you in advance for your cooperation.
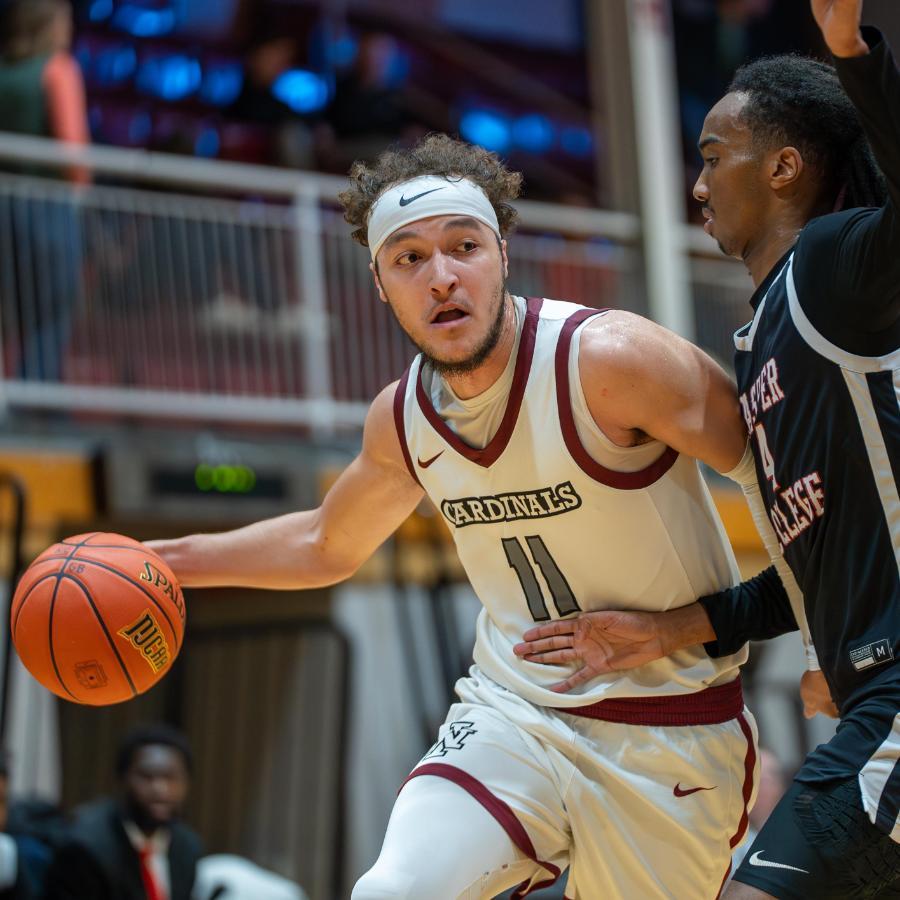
[11,533,186,706]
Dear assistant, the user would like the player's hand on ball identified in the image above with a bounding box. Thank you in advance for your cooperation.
[514,610,666,693]
[800,669,839,719]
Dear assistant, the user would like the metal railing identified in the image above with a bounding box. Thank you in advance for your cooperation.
[0,133,748,431]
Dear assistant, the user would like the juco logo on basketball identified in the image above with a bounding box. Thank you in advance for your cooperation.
[118,610,170,673]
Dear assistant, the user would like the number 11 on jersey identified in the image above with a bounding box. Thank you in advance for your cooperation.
[502,535,581,622]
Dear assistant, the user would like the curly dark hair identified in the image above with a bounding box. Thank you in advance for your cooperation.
[338,133,523,247]
[729,54,886,210]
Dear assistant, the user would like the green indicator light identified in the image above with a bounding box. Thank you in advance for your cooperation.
[195,464,214,491]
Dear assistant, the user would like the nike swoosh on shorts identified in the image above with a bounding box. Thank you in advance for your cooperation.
[748,851,809,874]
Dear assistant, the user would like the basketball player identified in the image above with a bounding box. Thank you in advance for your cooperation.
[149,137,762,898]
[515,0,900,895]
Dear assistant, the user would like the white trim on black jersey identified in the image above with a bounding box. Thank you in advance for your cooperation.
[733,258,791,353]
[841,369,900,582]
[786,257,900,373]
[859,712,900,842]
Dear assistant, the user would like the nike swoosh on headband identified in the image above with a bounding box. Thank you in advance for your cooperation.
[748,851,809,874]
[399,187,446,206]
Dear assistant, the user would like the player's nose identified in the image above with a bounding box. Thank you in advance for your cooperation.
[693,173,709,204]
[428,251,459,298]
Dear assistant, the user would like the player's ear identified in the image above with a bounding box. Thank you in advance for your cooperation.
[369,261,388,304]
[770,146,804,192]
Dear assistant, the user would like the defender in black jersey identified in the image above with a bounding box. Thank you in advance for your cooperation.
[515,1,899,897]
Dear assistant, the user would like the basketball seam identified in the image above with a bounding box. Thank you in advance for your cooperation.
[61,574,137,699]
[63,559,181,653]
[47,576,78,701]
[12,572,60,642]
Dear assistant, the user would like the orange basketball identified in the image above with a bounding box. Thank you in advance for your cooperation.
[11,533,186,706]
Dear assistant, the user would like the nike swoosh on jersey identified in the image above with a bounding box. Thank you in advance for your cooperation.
[748,851,809,874]
[418,451,444,468]
[399,187,445,206]
[673,783,716,797]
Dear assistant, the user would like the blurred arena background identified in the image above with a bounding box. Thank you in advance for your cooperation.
[1,1,898,897]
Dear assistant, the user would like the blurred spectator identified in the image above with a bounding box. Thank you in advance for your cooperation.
[193,855,307,900]
[316,32,419,172]
[43,724,203,900]
[229,35,315,169]
[0,0,89,382]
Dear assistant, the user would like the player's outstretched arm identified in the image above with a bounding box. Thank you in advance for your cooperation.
[149,383,424,590]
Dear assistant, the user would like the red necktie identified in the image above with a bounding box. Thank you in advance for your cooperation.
[138,845,164,900]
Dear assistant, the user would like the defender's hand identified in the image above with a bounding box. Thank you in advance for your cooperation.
[811,0,869,57]
[800,669,839,719]
[514,610,667,693]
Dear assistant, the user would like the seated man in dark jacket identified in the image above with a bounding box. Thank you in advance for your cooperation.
[44,724,202,900]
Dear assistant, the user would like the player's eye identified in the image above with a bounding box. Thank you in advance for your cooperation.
[456,239,478,253]
[703,157,719,168]
[395,251,421,266]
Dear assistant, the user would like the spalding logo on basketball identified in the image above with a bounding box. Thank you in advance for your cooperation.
[11,533,186,706]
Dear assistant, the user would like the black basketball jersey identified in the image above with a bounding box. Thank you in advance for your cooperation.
[734,250,900,716]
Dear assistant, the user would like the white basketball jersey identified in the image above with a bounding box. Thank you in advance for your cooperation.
[394,297,746,708]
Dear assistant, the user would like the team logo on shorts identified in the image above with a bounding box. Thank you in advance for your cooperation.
[118,610,170,673]
[423,721,477,759]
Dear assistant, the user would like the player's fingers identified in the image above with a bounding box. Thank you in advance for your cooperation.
[521,621,576,642]
[523,648,578,665]
[513,634,575,656]
[549,665,601,693]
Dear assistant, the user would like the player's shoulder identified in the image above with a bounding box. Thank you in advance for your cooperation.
[578,309,682,375]
[363,379,409,469]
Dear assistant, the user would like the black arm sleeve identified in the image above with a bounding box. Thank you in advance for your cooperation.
[697,565,799,658]
[792,27,900,354]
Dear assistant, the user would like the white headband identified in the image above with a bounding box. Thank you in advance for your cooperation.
[366,175,501,260]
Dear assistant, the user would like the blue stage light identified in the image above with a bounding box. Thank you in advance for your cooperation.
[560,125,594,158]
[88,0,113,23]
[112,5,176,38]
[460,110,511,153]
[328,34,358,68]
[271,70,330,114]
[137,55,202,101]
[512,114,555,153]
[200,63,243,107]
[94,46,138,86]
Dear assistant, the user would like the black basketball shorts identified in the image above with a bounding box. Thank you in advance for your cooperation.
[733,777,900,899]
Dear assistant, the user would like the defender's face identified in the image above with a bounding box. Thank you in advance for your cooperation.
[122,745,189,831]
[373,215,509,371]
[693,92,768,260]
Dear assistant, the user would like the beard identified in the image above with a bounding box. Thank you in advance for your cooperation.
[386,270,510,378]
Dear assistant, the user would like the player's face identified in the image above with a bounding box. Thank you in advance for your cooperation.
[693,92,769,259]
[372,215,510,376]
[122,744,189,832]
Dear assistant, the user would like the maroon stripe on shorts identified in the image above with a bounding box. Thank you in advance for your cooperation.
[393,366,421,487]
[401,762,561,897]
[554,677,743,726]
[554,307,679,489]
[729,712,757,849]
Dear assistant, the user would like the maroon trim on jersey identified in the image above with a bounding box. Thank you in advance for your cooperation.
[401,762,561,897]
[393,367,422,487]
[554,676,744,726]
[414,296,544,469]
[555,308,679,489]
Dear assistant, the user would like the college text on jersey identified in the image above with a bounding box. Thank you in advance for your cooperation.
[739,357,825,549]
